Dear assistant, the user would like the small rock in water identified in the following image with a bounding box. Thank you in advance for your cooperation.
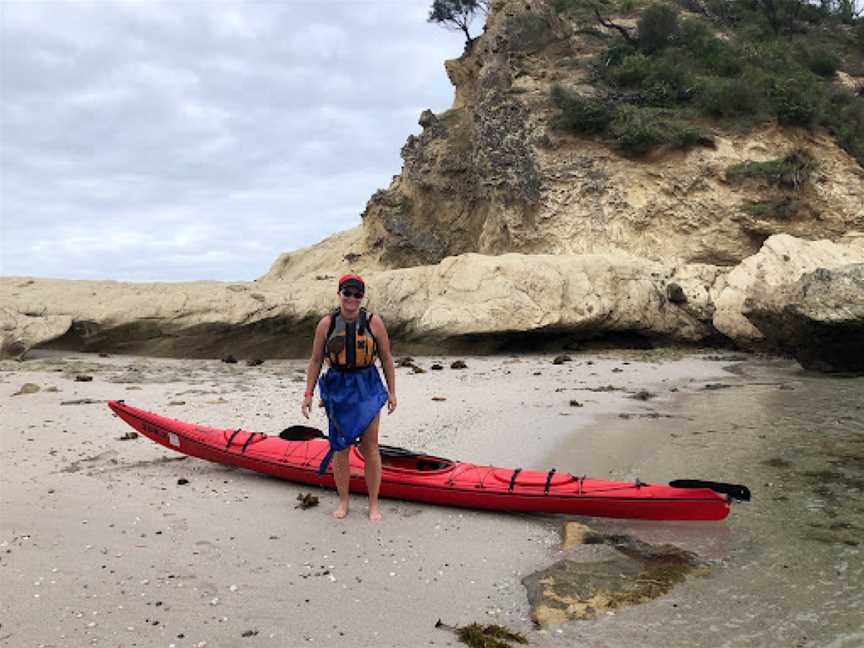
[524,524,708,623]
[13,383,40,396]
[246,358,264,367]
[450,360,468,369]
[74,375,93,382]
[222,355,238,364]
[177,478,190,486]
[168,401,186,406]
[396,357,415,367]
[569,400,583,407]
[430,363,444,371]
[431,396,447,402]
[98,353,111,358]
[118,432,139,441]
[553,355,572,365]
[411,366,426,374]
[241,630,258,638]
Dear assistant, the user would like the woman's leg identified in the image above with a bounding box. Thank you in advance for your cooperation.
[331,448,351,519]
[359,414,382,521]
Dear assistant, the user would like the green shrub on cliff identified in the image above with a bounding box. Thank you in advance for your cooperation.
[551,85,615,133]
[637,4,680,53]
[695,75,765,117]
[611,105,708,155]
[803,48,841,78]
[740,197,801,219]
[823,94,864,165]
[550,0,864,165]
[725,148,816,188]
[769,73,826,127]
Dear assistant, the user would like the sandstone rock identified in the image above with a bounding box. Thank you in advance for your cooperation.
[523,530,708,624]
[561,521,602,549]
[713,234,864,342]
[1,303,73,358]
[13,383,40,396]
[0,251,739,359]
[744,264,864,373]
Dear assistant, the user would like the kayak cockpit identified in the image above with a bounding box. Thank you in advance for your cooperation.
[356,444,455,473]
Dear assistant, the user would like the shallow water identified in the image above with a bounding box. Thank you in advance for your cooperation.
[547,359,864,647]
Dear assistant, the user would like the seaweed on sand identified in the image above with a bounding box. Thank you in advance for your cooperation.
[436,620,528,648]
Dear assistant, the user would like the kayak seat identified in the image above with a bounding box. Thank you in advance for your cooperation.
[416,459,451,471]
[279,425,327,441]
[367,446,453,472]
[491,469,574,488]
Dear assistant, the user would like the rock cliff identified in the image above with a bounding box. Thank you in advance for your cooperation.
[265,0,863,281]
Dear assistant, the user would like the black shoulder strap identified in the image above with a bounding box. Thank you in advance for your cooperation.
[322,310,340,361]
[326,309,340,338]
[364,310,379,355]
[358,307,366,334]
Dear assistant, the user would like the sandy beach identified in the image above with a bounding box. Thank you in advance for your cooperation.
[2,350,861,647]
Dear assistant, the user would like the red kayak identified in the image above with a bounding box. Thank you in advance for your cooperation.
[108,401,749,521]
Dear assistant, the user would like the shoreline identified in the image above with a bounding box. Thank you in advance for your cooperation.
[0,350,785,647]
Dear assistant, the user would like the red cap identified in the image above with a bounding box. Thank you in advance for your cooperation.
[338,273,365,291]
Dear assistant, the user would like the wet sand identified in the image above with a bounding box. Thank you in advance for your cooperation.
[2,351,858,647]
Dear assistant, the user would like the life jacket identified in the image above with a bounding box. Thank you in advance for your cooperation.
[324,308,378,370]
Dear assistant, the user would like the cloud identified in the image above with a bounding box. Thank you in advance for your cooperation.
[1,0,465,281]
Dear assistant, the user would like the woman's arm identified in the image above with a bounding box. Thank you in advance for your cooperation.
[301,316,330,419]
[370,314,397,414]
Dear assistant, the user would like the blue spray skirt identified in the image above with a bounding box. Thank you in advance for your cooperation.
[317,366,388,474]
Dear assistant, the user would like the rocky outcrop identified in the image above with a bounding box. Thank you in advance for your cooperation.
[743,264,864,372]
[0,277,327,359]
[1,302,72,359]
[0,251,725,359]
[712,233,864,342]
[4,235,863,369]
[523,522,708,624]
[351,0,864,275]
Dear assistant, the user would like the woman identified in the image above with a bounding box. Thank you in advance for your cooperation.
[301,273,397,521]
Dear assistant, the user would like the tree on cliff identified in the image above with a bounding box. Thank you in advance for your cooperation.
[428,0,491,48]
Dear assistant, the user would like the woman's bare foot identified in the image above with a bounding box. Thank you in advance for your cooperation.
[332,503,349,519]
[368,508,383,522]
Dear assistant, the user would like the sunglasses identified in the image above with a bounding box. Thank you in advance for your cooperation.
[340,289,364,299]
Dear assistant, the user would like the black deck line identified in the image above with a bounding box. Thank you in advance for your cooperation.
[240,432,257,454]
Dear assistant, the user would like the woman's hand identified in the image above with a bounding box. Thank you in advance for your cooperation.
[387,392,397,414]
[301,395,313,419]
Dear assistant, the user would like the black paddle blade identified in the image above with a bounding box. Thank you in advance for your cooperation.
[670,479,751,502]
[279,425,326,441]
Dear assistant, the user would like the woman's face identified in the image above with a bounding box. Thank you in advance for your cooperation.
[338,285,363,316]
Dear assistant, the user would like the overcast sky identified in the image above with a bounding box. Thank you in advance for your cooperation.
[0,0,468,281]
